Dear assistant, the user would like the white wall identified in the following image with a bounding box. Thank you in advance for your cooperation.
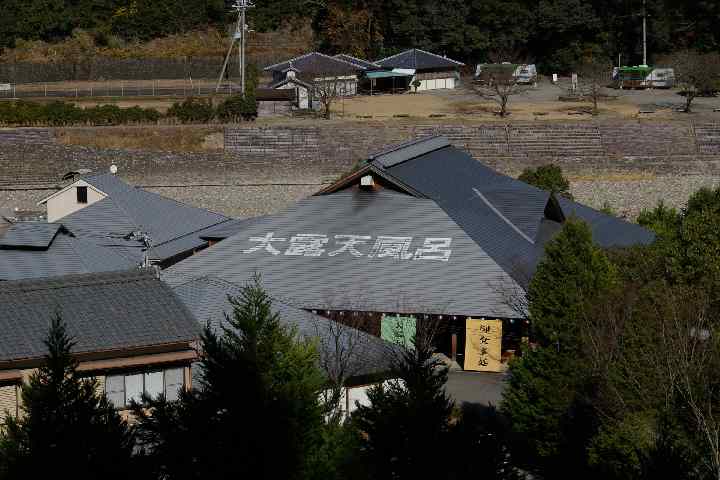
[415,76,456,91]
[45,179,106,222]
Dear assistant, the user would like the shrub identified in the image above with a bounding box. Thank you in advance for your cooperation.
[167,97,215,123]
[518,164,572,198]
[0,100,162,126]
[216,93,257,122]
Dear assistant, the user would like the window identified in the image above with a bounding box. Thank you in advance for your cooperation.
[76,186,88,204]
[105,367,185,408]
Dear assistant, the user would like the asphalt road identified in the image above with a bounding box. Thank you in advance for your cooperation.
[445,371,506,406]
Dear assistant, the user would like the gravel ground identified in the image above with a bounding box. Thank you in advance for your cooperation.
[571,174,720,219]
[4,174,717,221]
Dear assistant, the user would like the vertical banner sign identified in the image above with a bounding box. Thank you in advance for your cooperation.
[381,315,416,349]
[464,319,502,372]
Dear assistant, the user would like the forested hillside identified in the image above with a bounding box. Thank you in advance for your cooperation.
[1,0,719,72]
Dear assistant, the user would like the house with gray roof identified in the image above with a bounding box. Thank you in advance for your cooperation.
[375,48,464,91]
[0,222,137,281]
[265,52,367,98]
[0,270,199,419]
[164,136,654,370]
[36,172,232,267]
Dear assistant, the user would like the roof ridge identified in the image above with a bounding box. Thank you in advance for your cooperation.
[413,48,464,66]
[472,188,534,244]
[264,51,318,70]
[368,135,449,160]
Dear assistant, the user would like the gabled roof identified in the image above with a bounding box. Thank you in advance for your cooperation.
[264,52,365,76]
[334,54,381,70]
[0,270,199,364]
[375,49,464,70]
[56,173,231,263]
[270,77,314,90]
[321,136,654,286]
[172,276,396,378]
[164,189,522,318]
[0,225,136,281]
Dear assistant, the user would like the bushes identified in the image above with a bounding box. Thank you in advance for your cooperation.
[216,93,258,122]
[0,96,256,126]
[166,97,215,124]
[0,100,162,126]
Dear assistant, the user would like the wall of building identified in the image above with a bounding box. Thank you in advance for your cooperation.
[0,384,18,421]
[45,179,107,222]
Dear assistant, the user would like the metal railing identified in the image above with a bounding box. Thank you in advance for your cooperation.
[0,80,242,99]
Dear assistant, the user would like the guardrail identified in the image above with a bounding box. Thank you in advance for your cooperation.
[0,81,242,99]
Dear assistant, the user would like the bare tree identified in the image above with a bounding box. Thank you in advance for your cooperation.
[669,50,720,113]
[300,68,352,119]
[313,313,374,423]
[474,64,527,117]
[576,57,613,115]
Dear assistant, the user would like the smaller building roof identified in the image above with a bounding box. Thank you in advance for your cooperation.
[0,222,61,249]
[172,275,397,378]
[375,49,464,71]
[0,270,199,365]
[264,52,365,76]
[0,225,137,281]
[54,173,231,264]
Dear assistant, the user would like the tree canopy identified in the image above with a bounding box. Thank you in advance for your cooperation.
[2,0,720,73]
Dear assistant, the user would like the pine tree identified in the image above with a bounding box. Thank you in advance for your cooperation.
[352,327,454,480]
[0,315,134,480]
[132,276,326,480]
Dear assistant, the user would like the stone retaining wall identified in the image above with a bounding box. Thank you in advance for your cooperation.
[2,121,720,189]
[224,121,720,175]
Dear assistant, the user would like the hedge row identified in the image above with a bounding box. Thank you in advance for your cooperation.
[0,96,257,126]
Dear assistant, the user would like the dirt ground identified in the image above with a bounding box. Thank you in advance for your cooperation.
[333,78,720,122]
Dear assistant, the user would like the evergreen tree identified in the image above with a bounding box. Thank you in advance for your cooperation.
[352,327,454,480]
[502,219,616,476]
[132,277,326,480]
[0,315,134,480]
[518,164,573,199]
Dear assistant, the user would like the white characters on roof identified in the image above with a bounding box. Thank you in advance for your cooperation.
[242,232,452,261]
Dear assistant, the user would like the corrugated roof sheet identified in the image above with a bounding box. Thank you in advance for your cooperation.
[375,49,464,70]
[0,230,138,281]
[172,276,396,377]
[0,270,199,363]
[164,189,521,318]
[0,222,61,248]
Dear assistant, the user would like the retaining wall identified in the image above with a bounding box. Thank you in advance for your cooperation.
[2,121,720,189]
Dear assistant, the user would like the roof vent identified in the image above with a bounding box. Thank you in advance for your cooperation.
[360,175,375,188]
[109,164,118,175]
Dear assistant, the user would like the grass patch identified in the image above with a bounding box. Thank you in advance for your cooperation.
[56,126,223,152]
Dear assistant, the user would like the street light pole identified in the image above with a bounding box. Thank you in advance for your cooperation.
[642,0,647,65]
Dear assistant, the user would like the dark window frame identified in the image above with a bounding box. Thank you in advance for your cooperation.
[76,186,88,204]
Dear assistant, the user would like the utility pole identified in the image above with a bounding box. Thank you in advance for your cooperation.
[216,0,255,94]
[642,0,647,65]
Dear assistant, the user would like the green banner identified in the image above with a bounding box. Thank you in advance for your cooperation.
[381,315,416,349]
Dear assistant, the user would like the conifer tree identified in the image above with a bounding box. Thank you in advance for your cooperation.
[502,219,616,476]
[132,277,326,480]
[0,315,134,480]
[353,326,454,480]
